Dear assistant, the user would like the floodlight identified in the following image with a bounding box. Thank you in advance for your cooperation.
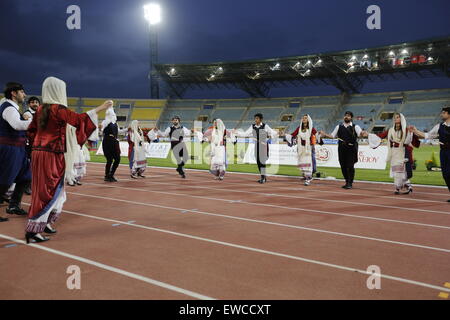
[144,3,161,25]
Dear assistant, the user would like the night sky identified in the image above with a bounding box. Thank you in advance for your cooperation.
[1,0,449,99]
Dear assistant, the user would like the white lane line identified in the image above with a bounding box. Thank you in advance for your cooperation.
[0,233,215,300]
[62,193,450,253]
[94,175,450,216]
[8,209,450,295]
[79,182,450,231]
[86,166,449,204]
[87,161,448,190]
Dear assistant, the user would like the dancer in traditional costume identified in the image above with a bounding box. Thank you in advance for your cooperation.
[151,116,192,178]
[320,111,368,189]
[372,113,420,194]
[203,119,235,180]
[0,83,32,222]
[285,114,318,186]
[235,113,278,184]
[25,76,111,243]
[23,96,40,120]
[23,97,40,194]
[411,107,450,202]
[102,107,121,182]
[127,120,147,179]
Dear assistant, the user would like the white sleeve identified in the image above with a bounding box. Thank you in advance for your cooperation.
[147,129,157,141]
[265,124,278,139]
[183,127,191,137]
[424,124,440,140]
[330,125,339,139]
[236,126,253,137]
[157,127,170,137]
[404,131,413,145]
[355,125,363,137]
[2,106,31,131]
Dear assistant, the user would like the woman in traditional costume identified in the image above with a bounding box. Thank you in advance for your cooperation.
[285,114,317,186]
[203,119,234,180]
[372,113,420,194]
[127,120,147,179]
[26,77,111,243]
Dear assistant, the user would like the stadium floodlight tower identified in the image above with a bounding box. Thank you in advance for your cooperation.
[144,3,161,99]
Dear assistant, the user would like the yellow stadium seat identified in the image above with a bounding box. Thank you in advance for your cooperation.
[131,108,162,120]
[134,100,166,108]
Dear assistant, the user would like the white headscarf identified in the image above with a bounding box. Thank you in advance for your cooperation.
[298,114,313,155]
[386,113,407,162]
[130,120,143,146]
[42,77,68,107]
[212,119,225,146]
[101,107,117,132]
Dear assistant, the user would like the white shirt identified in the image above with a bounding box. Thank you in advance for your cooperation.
[425,122,450,139]
[330,122,363,139]
[158,125,191,140]
[237,123,278,139]
[23,108,36,119]
[1,99,32,131]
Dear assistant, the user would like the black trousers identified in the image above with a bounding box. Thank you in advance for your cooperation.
[0,181,27,208]
[338,145,357,184]
[172,142,189,169]
[256,143,269,176]
[103,138,121,177]
[441,149,450,192]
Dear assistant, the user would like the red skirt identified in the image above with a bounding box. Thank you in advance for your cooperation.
[26,150,66,233]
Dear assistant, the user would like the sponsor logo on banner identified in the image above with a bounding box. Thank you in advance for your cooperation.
[243,144,387,170]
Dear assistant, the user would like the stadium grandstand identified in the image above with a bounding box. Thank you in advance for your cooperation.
[5,87,448,136]
[4,37,449,135]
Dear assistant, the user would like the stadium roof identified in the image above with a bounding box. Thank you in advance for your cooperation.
[155,36,450,98]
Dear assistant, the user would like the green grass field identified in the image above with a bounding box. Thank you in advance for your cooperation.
[89,143,445,186]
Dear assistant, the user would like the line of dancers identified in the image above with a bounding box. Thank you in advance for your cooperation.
[1,77,449,245]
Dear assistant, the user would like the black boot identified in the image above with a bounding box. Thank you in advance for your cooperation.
[6,206,27,216]
[258,175,267,184]
[25,232,50,244]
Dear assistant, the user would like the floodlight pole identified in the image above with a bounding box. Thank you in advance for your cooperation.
[149,24,160,99]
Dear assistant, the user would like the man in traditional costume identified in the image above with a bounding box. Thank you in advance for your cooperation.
[411,107,450,202]
[151,116,192,179]
[127,120,147,179]
[0,82,32,222]
[235,113,278,184]
[320,111,368,189]
[101,107,121,182]
[23,96,41,194]
[285,114,318,186]
[25,76,111,243]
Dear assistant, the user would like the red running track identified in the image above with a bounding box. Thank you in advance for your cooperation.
[1,162,449,300]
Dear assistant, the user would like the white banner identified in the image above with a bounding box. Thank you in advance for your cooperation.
[243,144,388,170]
[96,142,171,159]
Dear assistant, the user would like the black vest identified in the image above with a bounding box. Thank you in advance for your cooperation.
[252,123,268,142]
[103,123,118,140]
[438,123,450,149]
[169,126,185,148]
[337,124,358,148]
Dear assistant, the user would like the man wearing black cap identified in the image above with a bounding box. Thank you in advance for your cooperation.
[153,116,192,178]
[320,111,368,189]
[411,107,450,202]
[0,82,32,221]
